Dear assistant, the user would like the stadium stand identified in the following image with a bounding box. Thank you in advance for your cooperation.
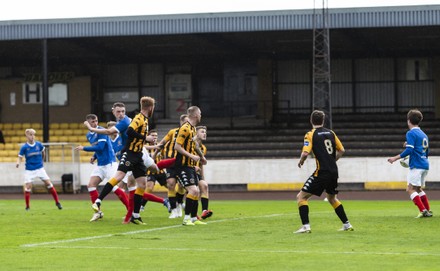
[203,112,440,159]
[1,115,440,161]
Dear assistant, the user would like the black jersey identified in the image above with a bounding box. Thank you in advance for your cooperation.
[302,127,344,176]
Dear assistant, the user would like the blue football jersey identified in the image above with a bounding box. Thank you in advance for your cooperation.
[401,127,429,170]
[114,116,131,148]
[111,134,124,160]
[83,126,116,166]
[19,141,45,170]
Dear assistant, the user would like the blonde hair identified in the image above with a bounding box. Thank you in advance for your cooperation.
[107,121,117,128]
[187,106,200,117]
[140,96,155,110]
[25,128,36,136]
[180,114,188,122]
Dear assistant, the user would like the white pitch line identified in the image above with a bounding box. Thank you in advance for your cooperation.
[21,213,284,248]
[25,245,440,257]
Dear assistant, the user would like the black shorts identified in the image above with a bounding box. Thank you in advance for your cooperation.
[166,167,178,180]
[301,171,339,196]
[117,150,147,179]
[147,172,167,187]
[176,166,199,188]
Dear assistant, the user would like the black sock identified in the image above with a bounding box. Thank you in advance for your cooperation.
[98,183,114,201]
[191,200,199,218]
[201,197,209,210]
[176,192,184,204]
[133,194,143,214]
[335,204,349,224]
[299,205,309,225]
[169,196,177,209]
[185,197,194,216]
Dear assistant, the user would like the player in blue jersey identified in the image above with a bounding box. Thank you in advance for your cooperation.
[16,128,62,211]
[76,114,128,221]
[107,121,124,160]
[388,109,432,218]
[84,102,137,223]
[84,102,131,160]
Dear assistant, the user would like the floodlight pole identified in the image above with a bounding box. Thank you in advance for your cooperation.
[312,0,332,129]
[42,39,49,143]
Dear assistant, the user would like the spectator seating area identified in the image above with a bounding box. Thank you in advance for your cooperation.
[202,112,440,159]
[1,113,440,162]
[0,122,106,162]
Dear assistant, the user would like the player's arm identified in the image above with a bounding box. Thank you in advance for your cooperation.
[16,155,23,168]
[76,138,107,152]
[198,164,205,180]
[175,128,200,162]
[175,142,200,162]
[153,130,173,157]
[298,151,309,168]
[41,146,46,161]
[298,132,313,168]
[193,139,207,165]
[84,121,118,135]
[144,144,160,150]
[334,134,345,161]
[336,149,345,161]
[388,134,414,164]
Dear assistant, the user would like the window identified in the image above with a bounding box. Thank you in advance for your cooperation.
[406,59,430,81]
[22,82,68,105]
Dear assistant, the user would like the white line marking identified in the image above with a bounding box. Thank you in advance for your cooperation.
[22,213,283,248]
[24,245,440,257]
[21,212,440,257]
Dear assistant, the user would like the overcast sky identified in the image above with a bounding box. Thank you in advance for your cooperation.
[1,0,439,21]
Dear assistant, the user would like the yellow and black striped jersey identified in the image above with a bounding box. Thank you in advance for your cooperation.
[126,113,148,153]
[162,127,179,159]
[302,127,344,176]
[175,121,197,167]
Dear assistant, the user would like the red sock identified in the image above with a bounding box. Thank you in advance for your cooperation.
[157,158,175,170]
[49,187,60,204]
[143,192,164,204]
[412,195,426,212]
[89,189,99,204]
[420,194,430,211]
[25,191,31,208]
[114,187,129,210]
[124,190,135,223]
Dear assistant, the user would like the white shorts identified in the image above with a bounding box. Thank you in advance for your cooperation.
[91,163,117,182]
[407,168,428,187]
[24,168,50,183]
[142,151,155,169]
[122,171,133,184]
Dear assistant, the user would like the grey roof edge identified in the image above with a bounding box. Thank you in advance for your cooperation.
[0,5,439,40]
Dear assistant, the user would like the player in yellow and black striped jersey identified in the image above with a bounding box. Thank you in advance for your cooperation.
[154,114,189,218]
[161,127,179,159]
[194,126,213,220]
[93,96,157,225]
[294,110,353,233]
[175,122,197,167]
[174,106,207,225]
[139,129,172,213]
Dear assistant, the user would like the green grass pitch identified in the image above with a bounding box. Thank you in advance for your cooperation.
[1,198,439,270]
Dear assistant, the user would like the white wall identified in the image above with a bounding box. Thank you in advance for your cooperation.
[2,157,440,187]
